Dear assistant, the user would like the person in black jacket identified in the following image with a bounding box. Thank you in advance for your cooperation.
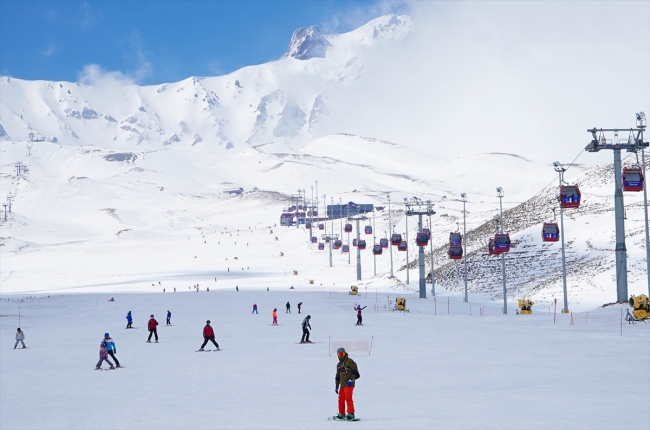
[286,301,291,313]
[300,315,312,343]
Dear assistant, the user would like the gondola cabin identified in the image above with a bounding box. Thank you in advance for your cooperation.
[344,223,353,233]
[448,244,463,259]
[325,237,330,243]
[559,185,581,209]
[311,236,317,243]
[318,243,325,250]
[358,240,367,250]
[364,226,372,235]
[342,245,350,253]
[542,222,560,242]
[449,232,462,244]
[353,238,358,247]
[494,233,511,253]
[622,167,644,192]
[398,241,407,251]
[318,223,325,230]
[391,233,402,245]
[333,240,342,250]
[380,238,389,248]
[488,237,498,255]
[416,232,429,247]
[372,244,382,255]
[305,222,311,229]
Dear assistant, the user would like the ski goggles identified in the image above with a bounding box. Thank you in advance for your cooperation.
[337,351,346,357]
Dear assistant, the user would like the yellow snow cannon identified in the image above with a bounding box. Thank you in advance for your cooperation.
[518,299,534,315]
[350,286,359,296]
[629,294,650,321]
[395,297,407,312]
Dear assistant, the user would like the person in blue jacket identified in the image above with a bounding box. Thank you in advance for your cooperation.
[126,311,133,329]
[166,310,172,326]
[102,333,121,368]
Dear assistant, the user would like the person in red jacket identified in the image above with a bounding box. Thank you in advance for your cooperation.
[199,320,220,351]
[147,315,159,343]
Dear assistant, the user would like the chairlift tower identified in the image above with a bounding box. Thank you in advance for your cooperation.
[2,203,7,221]
[405,199,436,299]
[426,200,436,297]
[348,214,368,281]
[461,193,468,303]
[497,187,507,314]
[553,162,570,313]
[585,113,648,301]
[6,194,13,213]
[388,194,393,277]
[322,233,339,268]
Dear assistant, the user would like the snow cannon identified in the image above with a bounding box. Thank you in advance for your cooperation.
[394,297,407,312]
[629,294,650,321]
[518,299,534,315]
[350,286,359,296]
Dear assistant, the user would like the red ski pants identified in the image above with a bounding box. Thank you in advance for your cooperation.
[338,386,354,415]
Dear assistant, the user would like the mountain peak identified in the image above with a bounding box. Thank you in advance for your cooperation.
[280,25,332,60]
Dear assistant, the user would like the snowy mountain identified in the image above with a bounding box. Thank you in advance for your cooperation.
[0,14,648,309]
[0,15,411,151]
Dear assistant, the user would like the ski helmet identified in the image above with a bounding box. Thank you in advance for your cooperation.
[337,347,346,354]
[307,315,311,319]
[104,333,109,337]
[206,320,211,323]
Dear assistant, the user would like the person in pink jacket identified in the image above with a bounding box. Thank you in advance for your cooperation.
[95,343,115,370]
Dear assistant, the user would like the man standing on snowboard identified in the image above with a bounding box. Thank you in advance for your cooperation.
[334,347,360,421]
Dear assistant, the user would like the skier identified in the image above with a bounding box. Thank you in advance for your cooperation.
[14,328,25,349]
[354,305,367,326]
[95,343,115,370]
[126,311,133,329]
[272,308,278,325]
[166,310,172,326]
[333,347,360,421]
[297,302,303,314]
[102,333,121,368]
[147,315,159,343]
[300,315,312,343]
[286,301,291,313]
[252,303,258,314]
[199,320,220,351]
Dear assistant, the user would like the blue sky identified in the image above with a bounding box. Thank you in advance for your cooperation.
[0,0,406,85]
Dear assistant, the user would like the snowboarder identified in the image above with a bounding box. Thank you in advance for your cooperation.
[333,347,360,421]
[300,315,312,343]
[355,305,367,325]
[286,301,291,313]
[297,302,303,314]
[272,308,278,325]
[126,311,133,329]
[252,304,258,314]
[14,328,25,349]
[147,315,159,343]
[166,310,172,326]
[95,343,115,370]
[102,333,121,368]
[199,320,220,351]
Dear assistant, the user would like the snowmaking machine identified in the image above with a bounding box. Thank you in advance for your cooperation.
[626,294,650,323]
[518,299,534,315]
[350,286,359,296]
[394,297,407,312]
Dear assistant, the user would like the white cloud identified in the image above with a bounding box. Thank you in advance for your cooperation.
[78,64,135,87]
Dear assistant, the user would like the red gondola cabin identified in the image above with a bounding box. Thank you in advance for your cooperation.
[344,223,353,233]
[391,233,402,245]
[449,232,462,244]
[358,240,367,250]
[542,223,559,242]
[380,238,389,248]
[398,241,407,251]
[364,226,372,235]
[416,232,429,247]
[494,233,511,253]
[333,240,342,250]
[372,244,382,255]
[318,243,325,250]
[623,167,644,192]
[342,245,350,253]
[559,185,581,209]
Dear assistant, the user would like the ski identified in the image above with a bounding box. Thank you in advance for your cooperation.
[328,417,360,422]
[295,342,316,344]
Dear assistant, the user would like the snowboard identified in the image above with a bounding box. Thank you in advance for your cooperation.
[328,416,360,422]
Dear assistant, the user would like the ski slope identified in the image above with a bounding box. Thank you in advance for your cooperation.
[1,290,648,430]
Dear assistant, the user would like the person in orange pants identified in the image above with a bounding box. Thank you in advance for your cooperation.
[334,347,360,421]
